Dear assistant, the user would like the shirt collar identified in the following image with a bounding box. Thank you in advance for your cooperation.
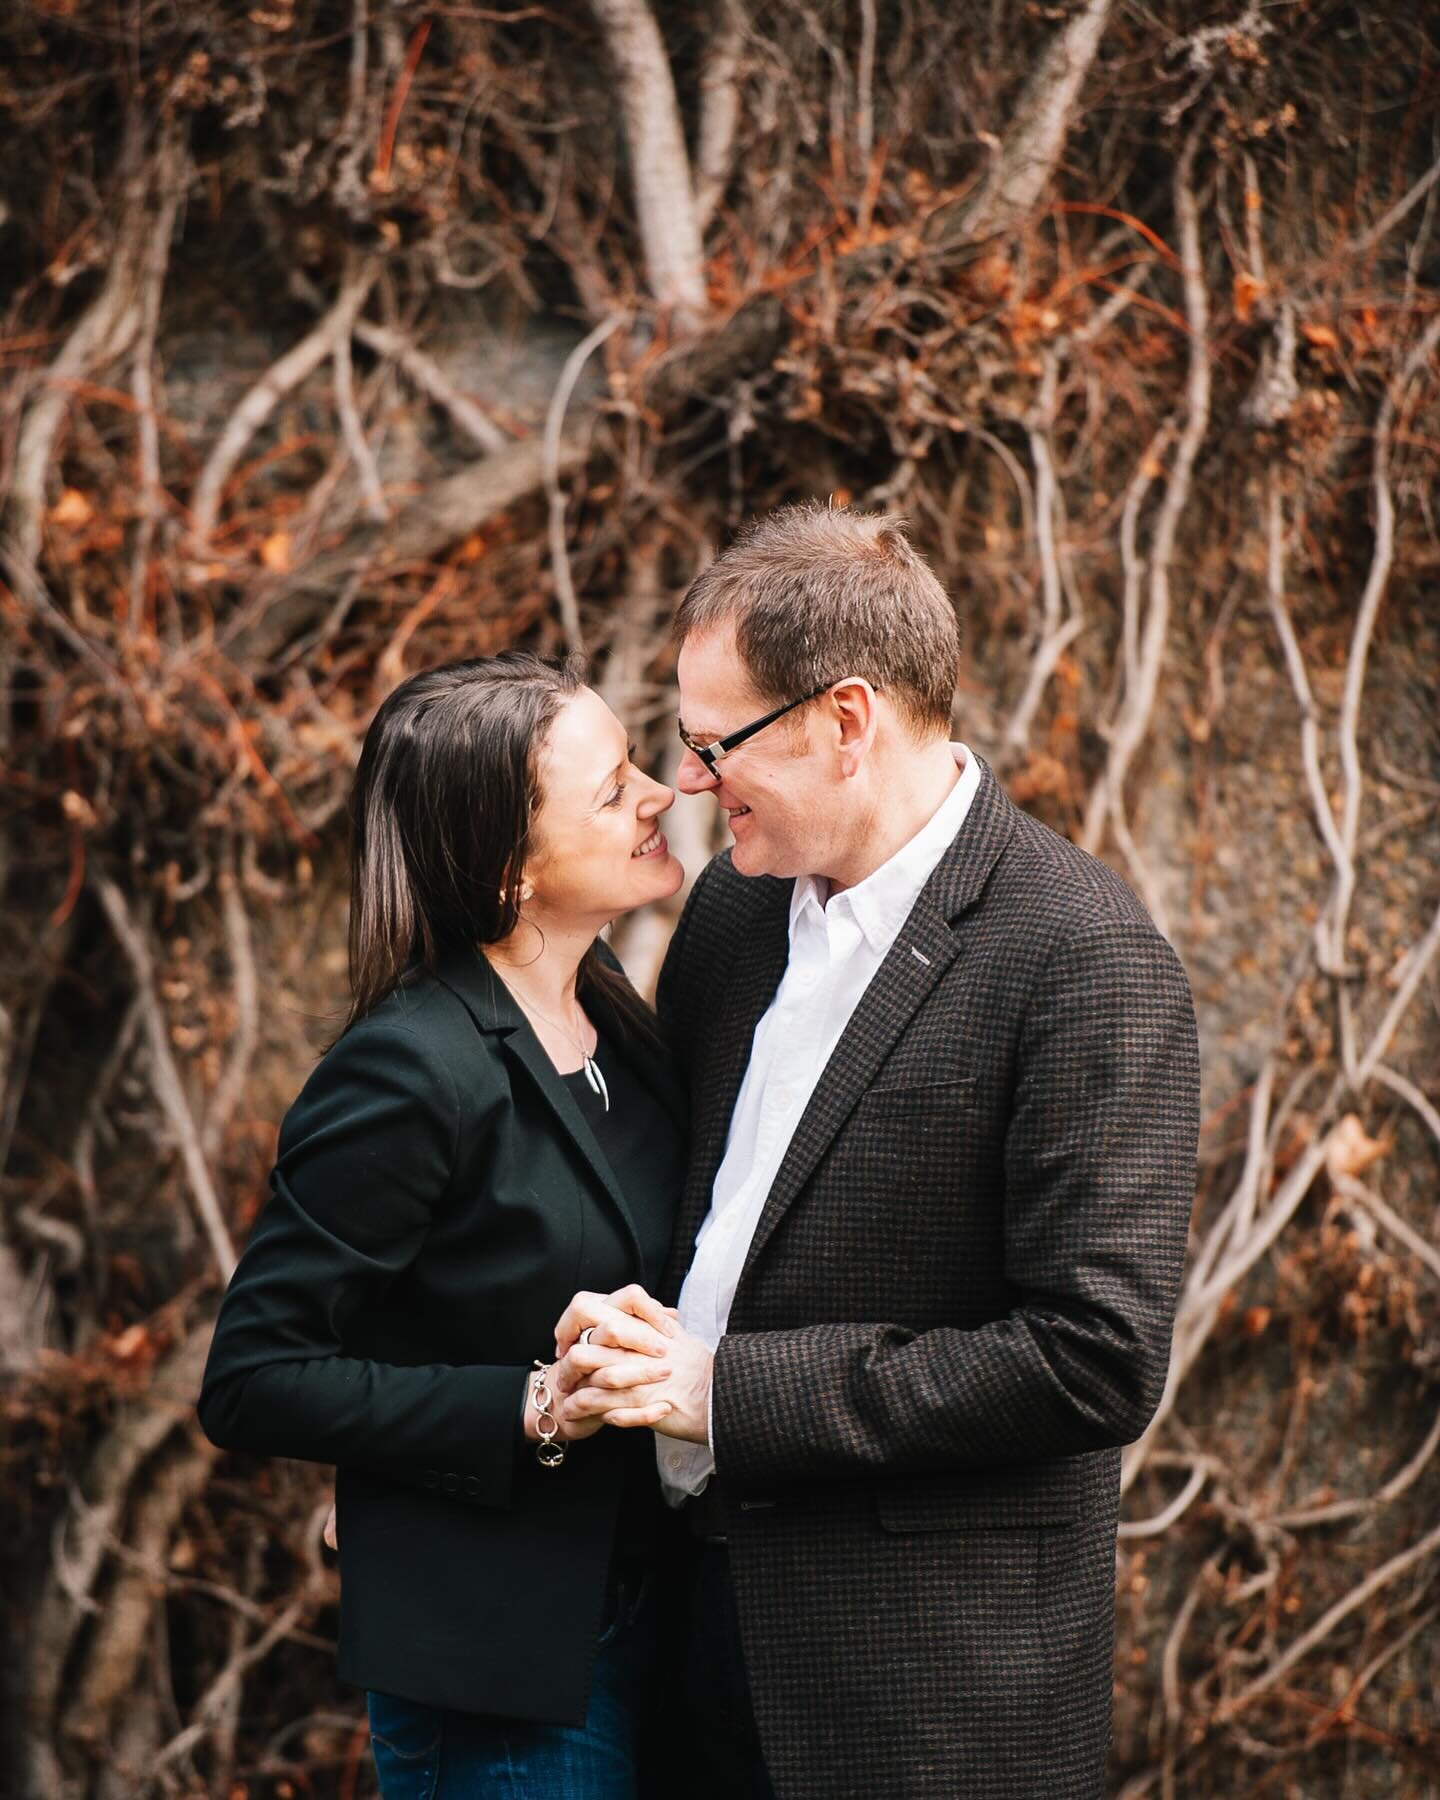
[789,744,981,956]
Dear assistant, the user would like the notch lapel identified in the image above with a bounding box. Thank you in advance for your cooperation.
[661,875,792,1301]
[435,948,644,1265]
[736,758,1019,1284]
[734,900,959,1284]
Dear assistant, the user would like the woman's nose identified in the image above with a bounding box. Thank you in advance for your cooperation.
[640,774,676,813]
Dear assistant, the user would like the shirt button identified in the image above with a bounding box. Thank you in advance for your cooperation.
[667,1453,683,1472]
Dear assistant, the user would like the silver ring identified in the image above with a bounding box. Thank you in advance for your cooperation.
[579,1327,595,1346]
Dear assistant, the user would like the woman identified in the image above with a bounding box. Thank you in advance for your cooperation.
[199,652,687,1797]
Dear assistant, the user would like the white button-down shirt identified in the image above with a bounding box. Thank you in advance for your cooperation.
[659,743,982,1501]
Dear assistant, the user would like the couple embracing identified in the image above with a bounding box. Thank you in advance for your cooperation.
[200,504,1200,1799]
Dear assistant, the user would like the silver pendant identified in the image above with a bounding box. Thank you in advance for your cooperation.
[584,1054,610,1112]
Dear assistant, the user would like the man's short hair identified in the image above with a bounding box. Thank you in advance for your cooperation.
[674,503,960,734]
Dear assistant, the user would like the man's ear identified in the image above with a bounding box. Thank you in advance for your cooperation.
[831,678,879,776]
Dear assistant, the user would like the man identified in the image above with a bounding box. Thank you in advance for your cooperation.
[558,504,1200,1799]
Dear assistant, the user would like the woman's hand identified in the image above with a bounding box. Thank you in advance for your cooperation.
[552,1284,676,1358]
[523,1344,674,1442]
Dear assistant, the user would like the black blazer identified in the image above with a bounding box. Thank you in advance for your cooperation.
[198,944,683,1722]
[656,757,1201,1800]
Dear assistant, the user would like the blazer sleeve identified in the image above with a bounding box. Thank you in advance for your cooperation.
[197,1016,526,1509]
[710,917,1201,1484]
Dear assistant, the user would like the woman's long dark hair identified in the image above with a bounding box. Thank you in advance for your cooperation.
[345,652,650,1036]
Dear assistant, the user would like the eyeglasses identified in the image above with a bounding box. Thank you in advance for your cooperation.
[677,680,840,777]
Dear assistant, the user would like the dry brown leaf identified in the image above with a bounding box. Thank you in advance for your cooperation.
[108,1323,149,1362]
[1326,1113,1389,1181]
[260,530,293,572]
[1301,322,1339,350]
[49,487,92,527]
[1234,273,1265,321]
[60,789,99,828]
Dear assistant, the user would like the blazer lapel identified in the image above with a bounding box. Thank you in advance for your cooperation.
[736,758,1019,1283]
[661,874,792,1301]
[435,948,645,1265]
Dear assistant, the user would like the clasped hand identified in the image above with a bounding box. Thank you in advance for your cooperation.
[539,1284,712,1445]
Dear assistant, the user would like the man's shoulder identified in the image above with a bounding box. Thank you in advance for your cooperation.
[688,849,792,922]
[985,794,1170,956]
[659,851,790,1003]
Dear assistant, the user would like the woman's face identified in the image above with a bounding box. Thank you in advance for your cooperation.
[521,687,684,928]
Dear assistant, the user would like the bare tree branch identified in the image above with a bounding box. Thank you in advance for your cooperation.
[855,0,878,169]
[5,129,148,575]
[127,122,188,632]
[202,840,261,1163]
[354,320,510,453]
[1217,1515,1440,1718]
[93,878,236,1280]
[332,328,388,524]
[1272,1405,1440,1529]
[1347,150,1440,257]
[1327,313,1440,972]
[964,0,1115,241]
[1081,142,1212,935]
[188,260,378,559]
[545,311,628,656]
[695,1,746,233]
[588,0,708,325]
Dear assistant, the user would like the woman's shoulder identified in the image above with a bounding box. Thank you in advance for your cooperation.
[363,965,478,1034]
[301,971,506,1107]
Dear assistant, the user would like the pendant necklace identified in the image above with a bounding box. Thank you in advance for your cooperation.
[508,985,610,1112]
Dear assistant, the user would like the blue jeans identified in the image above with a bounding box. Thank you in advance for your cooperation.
[367,1568,653,1799]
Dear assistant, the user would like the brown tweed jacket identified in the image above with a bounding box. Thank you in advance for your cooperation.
[656,757,1200,1800]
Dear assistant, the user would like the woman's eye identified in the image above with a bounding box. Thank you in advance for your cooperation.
[604,783,627,808]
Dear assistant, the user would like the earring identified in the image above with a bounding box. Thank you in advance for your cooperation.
[519,881,534,902]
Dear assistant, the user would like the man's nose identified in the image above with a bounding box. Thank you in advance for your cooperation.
[676,747,719,794]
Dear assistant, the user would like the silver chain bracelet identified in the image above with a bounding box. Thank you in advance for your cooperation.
[531,1360,566,1469]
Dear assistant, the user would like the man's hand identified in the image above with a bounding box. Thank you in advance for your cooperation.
[561,1321,713,1443]
[527,1339,675,1439]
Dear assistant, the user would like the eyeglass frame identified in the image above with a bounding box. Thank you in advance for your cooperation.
[677,678,850,776]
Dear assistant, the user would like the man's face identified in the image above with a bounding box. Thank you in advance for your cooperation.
[675,625,844,879]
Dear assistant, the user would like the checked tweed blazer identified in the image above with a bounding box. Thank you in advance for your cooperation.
[656,756,1200,1800]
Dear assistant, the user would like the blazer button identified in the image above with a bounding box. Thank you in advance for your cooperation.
[442,1472,459,1494]
[422,1469,440,1489]
[464,1476,481,1497]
